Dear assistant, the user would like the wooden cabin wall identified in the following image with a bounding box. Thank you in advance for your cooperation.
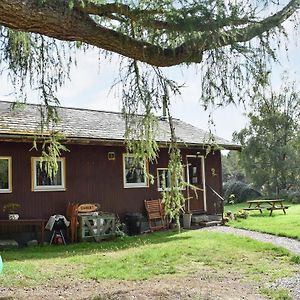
[0,141,223,220]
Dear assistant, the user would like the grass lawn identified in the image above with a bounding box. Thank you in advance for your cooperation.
[225,202,300,240]
[0,230,298,292]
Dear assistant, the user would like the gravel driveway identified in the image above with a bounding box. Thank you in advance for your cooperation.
[202,226,300,300]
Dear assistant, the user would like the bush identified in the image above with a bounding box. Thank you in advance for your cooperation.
[287,192,300,204]
[278,190,300,204]
[223,180,261,203]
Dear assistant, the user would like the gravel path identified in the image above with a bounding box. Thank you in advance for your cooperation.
[202,226,300,299]
[202,226,300,254]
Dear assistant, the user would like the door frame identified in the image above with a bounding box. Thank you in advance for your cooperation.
[186,155,207,212]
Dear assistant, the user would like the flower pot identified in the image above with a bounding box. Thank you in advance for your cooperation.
[183,213,192,229]
[8,213,19,220]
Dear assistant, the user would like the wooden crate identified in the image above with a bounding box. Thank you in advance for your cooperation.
[78,214,116,242]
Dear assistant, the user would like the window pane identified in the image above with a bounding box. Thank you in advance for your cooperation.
[124,156,145,184]
[0,159,9,189]
[158,169,170,189]
[36,161,62,186]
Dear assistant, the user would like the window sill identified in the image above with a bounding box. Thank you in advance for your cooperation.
[124,185,149,189]
[33,188,66,192]
[157,188,186,192]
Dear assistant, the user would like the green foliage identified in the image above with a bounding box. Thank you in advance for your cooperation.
[118,60,191,227]
[31,132,69,179]
[222,151,246,183]
[235,76,300,196]
[162,147,187,229]
[234,210,249,219]
[224,180,261,203]
[291,255,300,264]
[278,189,300,204]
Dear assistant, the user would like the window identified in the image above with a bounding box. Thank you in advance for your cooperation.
[157,168,170,191]
[123,154,148,188]
[32,157,66,191]
[0,157,12,193]
[157,168,185,191]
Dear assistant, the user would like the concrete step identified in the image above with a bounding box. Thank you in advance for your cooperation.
[0,239,19,249]
[199,220,222,227]
[192,214,222,223]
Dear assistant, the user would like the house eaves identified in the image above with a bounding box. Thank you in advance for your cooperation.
[0,101,241,151]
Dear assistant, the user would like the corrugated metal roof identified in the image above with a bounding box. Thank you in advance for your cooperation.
[0,101,241,149]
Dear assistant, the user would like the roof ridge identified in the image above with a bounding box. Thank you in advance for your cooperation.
[0,99,124,116]
[0,100,240,149]
[0,99,182,121]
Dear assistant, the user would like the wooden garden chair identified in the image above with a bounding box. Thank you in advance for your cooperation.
[144,199,167,232]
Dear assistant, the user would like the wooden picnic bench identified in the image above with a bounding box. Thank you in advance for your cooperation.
[244,199,288,216]
[0,219,47,245]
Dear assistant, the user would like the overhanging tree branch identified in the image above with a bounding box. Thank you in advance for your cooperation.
[201,0,300,49]
[0,0,299,67]
[76,1,252,33]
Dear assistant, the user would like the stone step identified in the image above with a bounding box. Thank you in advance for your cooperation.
[192,214,222,223]
[198,220,222,227]
[0,239,19,249]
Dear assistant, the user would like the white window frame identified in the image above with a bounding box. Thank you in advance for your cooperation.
[123,154,149,188]
[0,156,12,193]
[32,157,66,192]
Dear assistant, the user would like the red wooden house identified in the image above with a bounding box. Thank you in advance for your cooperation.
[0,101,240,236]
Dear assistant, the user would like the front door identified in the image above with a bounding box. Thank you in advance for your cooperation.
[186,156,206,212]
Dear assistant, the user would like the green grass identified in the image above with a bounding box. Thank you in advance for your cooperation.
[261,288,293,300]
[225,202,300,240]
[0,230,298,289]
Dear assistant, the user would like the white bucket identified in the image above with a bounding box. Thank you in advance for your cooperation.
[183,213,192,229]
[0,255,3,273]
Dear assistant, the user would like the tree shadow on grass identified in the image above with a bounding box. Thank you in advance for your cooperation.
[2,230,193,262]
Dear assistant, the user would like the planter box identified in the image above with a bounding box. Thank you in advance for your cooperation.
[78,214,116,242]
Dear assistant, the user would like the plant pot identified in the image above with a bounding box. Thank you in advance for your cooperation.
[183,213,192,229]
[8,213,19,220]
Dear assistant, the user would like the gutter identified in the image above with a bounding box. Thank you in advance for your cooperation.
[0,133,241,150]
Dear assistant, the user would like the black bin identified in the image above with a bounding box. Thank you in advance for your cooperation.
[125,213,143,236]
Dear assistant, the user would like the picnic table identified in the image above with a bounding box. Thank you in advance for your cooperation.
[244,199,288,216]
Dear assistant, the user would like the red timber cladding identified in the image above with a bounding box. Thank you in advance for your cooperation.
[0,141,223,220]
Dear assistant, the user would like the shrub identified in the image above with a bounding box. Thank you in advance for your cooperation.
[278,190,300,204]
[224,180,261,203]
[287,191,300,204]
[234,210,249,219]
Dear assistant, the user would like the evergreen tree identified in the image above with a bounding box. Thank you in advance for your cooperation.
[235,77,300,196]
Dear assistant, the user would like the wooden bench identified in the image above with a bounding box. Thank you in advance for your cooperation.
[243,207,265,213]
[267,206,289,216]
[0,219,47,245]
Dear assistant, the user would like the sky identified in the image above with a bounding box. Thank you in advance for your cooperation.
[0,14,300,142]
